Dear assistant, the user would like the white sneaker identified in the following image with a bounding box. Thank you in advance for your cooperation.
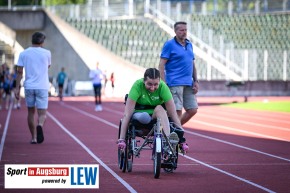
[95,105,103,111]
[95,105,99,111]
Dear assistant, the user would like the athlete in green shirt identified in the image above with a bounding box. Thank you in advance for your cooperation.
[117,68,189,152]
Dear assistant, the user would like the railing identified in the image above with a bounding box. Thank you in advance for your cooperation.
[147,6,243,81]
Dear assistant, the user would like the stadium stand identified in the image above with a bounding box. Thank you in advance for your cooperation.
[66,17,171,68]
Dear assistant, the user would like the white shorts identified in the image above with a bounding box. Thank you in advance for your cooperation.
[25,89,48,109]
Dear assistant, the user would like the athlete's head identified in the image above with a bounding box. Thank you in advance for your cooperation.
[143,68,160,93]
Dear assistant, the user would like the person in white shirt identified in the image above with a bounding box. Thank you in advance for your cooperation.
[89,62,103,111]
[15,31,51,144]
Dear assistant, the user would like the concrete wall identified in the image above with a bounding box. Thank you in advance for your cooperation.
[0,9,145,97]
[0,10,91,81]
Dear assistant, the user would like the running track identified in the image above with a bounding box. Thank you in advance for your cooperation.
[0,96,290,193]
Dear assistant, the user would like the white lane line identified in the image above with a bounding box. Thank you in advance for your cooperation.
[0,103,13,161]
[181,154,276,193]
[190,119,290,142]
[184,130,290,162]
[197,114,290,132]
[79,103,290,160]
[88,105,290,162]
[62,103,118,129]
[47,111,137,193]
[61,103,283,192]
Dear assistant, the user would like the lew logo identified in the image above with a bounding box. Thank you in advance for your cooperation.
[70,167,98,185]
[5,164,99,189]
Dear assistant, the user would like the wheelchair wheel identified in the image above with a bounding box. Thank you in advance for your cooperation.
[117,119,128,172]
[163,145,178,173]
[117,120,125,170]
[121,141,128,172]
[127,138,133,172]
[118,148,124,170]
[153,152,161,179]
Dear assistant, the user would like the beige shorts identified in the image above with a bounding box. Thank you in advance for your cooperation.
[169,86,198,111]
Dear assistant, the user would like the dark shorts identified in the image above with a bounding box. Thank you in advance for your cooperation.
[58,83,64,88]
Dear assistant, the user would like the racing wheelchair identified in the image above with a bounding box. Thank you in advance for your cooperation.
[117,115,181,179]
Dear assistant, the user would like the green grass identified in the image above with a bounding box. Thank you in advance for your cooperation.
[222,101,290,113]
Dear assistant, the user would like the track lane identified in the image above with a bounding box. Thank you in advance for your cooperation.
[1,97,290,193]
[57,100,286,192]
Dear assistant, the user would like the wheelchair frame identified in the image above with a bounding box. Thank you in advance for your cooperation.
[118,118,179,179]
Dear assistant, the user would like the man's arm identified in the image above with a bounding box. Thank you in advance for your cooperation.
[158,58,168,82]
[192,60,199,93]
[14,66,23,100]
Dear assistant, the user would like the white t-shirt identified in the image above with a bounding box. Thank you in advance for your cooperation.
[89,68,103,85]
[17,47,51,90]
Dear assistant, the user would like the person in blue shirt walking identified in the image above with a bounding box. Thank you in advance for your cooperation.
[159,21,199,126]
[57,67,67,101]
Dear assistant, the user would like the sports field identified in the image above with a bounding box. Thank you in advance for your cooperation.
[223,101,290,113]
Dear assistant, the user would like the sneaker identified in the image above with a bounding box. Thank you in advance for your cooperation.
[95,105,100,111]
[169,132,179,144]
[95,105,103,111]
[180,142,189,152]
[36,125,44,144]
[17,103,21,109]
[117,139,126,150]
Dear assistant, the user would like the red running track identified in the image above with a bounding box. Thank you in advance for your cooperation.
[0,96,290,193]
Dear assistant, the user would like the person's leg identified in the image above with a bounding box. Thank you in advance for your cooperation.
[5,91,11,109]
[25,89,37,143]
[96,85,102,104]
[96,85,102,111]
[27,107,36,142]
[93,85,98,105]
[132,112,151,124]
[35,89,48,143]
[37,109,47,127]
[181,86,198,125]
[58,85,63,100]
[152,105,170,137]
[169,86,183,120]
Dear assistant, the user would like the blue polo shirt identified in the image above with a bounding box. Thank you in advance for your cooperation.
[160,37,195,87]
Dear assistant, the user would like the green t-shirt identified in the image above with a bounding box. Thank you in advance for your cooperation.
[128,78,172,114]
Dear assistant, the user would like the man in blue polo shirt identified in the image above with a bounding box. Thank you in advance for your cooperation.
[159,21,199,126]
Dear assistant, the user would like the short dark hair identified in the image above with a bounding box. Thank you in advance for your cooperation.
[144,68,160,81]
[174,21,187,30]
[32,32,46,44]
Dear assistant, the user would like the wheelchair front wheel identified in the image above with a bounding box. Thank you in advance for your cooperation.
[163,144,179,173]
[153,152,161,179]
